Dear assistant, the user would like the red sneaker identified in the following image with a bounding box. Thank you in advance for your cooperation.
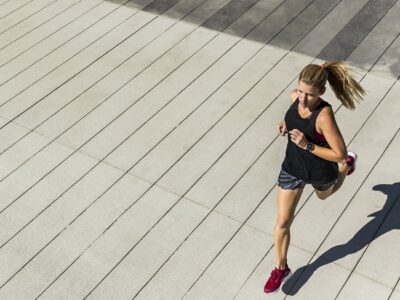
[264,264,291,294]
[346,152,357,175]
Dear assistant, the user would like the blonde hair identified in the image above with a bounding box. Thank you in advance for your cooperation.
[298,61,366,110]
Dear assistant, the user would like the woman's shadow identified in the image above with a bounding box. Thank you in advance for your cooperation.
[282,182,400,295]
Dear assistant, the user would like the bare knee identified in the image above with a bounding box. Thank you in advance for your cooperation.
[275,217,293,229]
[315,190,330,200]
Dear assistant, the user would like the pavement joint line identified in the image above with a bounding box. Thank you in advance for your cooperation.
[388,277,400,298]
[0,0,136,94]
[0,0,35,21]
[0,0,61,36]
[0,0,102,58]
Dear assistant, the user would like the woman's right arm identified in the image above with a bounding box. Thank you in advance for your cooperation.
[277,90,296,136]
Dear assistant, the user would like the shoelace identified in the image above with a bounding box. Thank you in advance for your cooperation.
[270,269,278,279]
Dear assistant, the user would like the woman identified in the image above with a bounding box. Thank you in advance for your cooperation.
[264,61,366,294]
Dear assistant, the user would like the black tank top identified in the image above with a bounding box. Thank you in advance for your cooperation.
[281,98,338,184]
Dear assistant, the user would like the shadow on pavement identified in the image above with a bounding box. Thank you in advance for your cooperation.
[107,0,400,79]
[282,182,400,295]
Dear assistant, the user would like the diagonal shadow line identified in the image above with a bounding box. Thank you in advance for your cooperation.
[283,182,400,296]
[105,0,400,79]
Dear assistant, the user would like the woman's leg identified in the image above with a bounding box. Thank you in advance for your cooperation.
[315,159,350,200]
[274,186,304,269]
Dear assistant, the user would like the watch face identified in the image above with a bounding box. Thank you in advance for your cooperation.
[307,143,313,151]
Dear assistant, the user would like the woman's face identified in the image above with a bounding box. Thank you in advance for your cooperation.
[296,80,324,109]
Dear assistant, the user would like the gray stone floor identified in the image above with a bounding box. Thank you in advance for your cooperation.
[0,0,399,299]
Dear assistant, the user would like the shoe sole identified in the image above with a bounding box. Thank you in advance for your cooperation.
[264,271,292,294]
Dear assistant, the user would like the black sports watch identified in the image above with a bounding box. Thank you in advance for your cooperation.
[306,142,315,152]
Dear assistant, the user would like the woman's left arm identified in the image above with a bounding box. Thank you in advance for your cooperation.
[311,107,347,162]
[289,107,347,162]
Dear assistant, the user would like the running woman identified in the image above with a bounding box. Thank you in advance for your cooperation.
[264,61,366,294]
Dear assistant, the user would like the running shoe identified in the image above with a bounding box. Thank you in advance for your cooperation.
[346,151,357,175]
[264,264,291,294]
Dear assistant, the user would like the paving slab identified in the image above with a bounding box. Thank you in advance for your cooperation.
[0,0,82,46]
[0,141,73,212]
[337,273,392,300]
[0,0,136,105]
[0,0,102,62]
[0,120,30,153]
[0,151,98,251]
[132,211,241,300]
[85,197,210,300]
[0,0,56,31]
[0,0,32,19]
[0,131,50,180]
[0,173,151,298]
[182,225,270,300]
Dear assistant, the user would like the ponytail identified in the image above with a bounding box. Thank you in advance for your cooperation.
[299,61,366,110]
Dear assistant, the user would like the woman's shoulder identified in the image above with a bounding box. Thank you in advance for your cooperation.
[317,102,335,124]
[319,97,332,108]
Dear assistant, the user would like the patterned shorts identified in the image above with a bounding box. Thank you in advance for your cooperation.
[277,169,336,191]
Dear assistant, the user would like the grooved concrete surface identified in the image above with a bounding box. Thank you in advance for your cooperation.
[0,0,399,299]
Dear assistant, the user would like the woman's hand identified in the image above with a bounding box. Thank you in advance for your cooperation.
[277,120,287,136]
[289,129,308,149]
